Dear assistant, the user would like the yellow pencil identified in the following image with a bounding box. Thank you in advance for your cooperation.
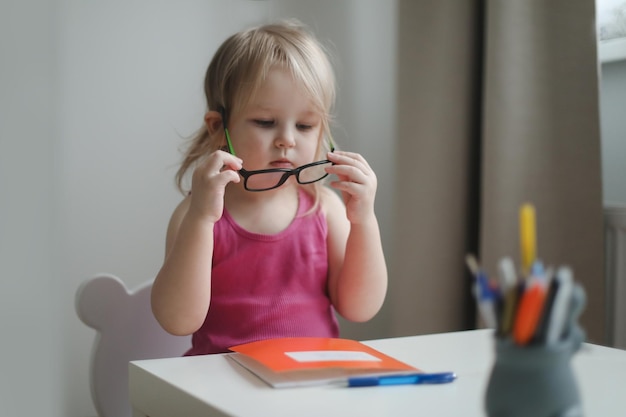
[519,203,536,275]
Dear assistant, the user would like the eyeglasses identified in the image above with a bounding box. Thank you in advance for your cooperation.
[220,108,335,192]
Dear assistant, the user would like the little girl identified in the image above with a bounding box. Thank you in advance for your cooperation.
[151,20,388,355]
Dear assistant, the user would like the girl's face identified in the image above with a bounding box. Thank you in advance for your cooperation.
[226,67,324,180]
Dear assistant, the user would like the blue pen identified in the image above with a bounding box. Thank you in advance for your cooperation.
[466,254,498,328]
[476,272,498,328]
[347,372,457,387]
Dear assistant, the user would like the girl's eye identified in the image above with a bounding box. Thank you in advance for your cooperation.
[297,123,314,131]
[254,119,275,127]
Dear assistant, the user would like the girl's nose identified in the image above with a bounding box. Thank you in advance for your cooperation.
[274,126,296,148]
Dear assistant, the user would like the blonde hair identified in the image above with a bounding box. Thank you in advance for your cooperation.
[175,20,336,198]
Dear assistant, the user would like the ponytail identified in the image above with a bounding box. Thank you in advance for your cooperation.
[175,124,215,194]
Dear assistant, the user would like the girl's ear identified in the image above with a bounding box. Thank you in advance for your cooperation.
[204,111,223,135]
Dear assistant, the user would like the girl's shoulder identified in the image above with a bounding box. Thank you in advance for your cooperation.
[318,186,350,247]
[318,186,345,218]
[170,195,192,226]
[165,195,192,250]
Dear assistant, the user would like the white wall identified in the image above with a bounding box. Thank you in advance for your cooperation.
[0,1,396,416]
[1,1,61,416]
[600,58,626,205]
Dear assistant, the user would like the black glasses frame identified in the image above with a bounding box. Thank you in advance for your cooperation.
[238,160,333,192]
[219,107,335,192]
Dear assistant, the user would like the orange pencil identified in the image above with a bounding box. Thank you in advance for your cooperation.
[513,282,547,345]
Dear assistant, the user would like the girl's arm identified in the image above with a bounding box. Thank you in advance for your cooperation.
[324,150,388,322]
[151,150,242,335]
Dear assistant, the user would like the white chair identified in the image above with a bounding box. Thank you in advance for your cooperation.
[75,274,191,417]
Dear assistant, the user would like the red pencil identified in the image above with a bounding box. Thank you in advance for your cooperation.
[513,283,547,345]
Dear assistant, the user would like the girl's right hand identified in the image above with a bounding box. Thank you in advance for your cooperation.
[187,150,242,223]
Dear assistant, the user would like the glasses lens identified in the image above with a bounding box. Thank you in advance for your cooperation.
[298,162,331,184]
[245,171,286,191]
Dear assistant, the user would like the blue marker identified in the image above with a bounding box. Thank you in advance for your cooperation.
[347,372,457,387]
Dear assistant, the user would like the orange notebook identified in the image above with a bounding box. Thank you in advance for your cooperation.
[228,337,419,388]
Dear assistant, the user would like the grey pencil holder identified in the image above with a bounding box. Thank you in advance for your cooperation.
[485,284,586,417]
[485,332,584,417]
[484,278,587,417]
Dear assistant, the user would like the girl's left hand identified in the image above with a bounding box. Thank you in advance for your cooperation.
[325,150,378,224]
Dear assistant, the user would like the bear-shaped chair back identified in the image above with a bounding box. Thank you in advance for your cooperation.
[75,274,191,417]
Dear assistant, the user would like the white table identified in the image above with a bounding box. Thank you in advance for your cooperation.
[129,329,626,417]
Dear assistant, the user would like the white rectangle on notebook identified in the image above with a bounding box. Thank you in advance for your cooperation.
[285,350,382,362]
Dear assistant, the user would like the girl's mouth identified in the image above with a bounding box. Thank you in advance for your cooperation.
[270,159,294,169]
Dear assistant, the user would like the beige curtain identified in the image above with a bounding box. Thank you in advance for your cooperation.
[389,0,606,344]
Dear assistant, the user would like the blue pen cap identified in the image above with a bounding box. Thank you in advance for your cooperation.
[478,273,498,300]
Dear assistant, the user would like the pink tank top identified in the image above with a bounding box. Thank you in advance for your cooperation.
[185,188,339,355]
